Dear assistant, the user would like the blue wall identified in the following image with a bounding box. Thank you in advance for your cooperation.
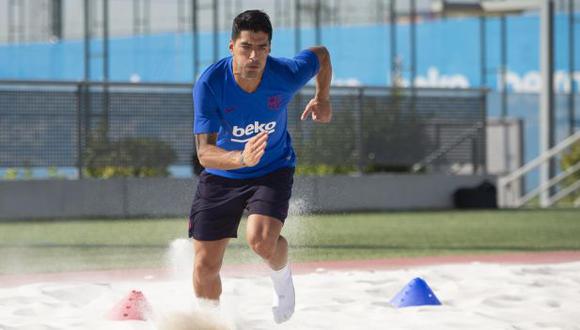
[1,13,577,91]
[1,13,579,183]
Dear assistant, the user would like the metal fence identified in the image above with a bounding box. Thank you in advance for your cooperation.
[292,86,487,174]
[0,80,486,176]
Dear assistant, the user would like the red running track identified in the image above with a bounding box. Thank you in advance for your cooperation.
[2,250,580,288]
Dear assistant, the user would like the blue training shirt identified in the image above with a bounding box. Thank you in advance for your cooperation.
[193,49,320,179]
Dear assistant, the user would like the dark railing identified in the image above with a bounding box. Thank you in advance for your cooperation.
[0,80,486,176]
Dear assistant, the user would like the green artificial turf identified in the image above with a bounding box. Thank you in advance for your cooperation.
[1,209,579,274]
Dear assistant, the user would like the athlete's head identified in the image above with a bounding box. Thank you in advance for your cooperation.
[229,10,272,80]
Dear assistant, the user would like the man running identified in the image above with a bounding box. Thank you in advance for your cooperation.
[189,9,332,324]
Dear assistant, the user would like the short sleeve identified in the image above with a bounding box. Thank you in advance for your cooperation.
[286,49,320,91]
[193,81,221,134]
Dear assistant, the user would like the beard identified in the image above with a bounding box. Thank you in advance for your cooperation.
[242,70,259,79]
[241,61,262,79]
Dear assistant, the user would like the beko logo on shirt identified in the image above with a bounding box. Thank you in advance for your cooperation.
[231,121,276,143]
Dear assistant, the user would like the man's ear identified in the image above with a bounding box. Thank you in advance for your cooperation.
[229,40,234,54]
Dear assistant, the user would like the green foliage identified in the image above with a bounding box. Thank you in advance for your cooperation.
[1,168,29,180]
[84,136,177,178]
[560,141,580,199]
[1,168,36,180]
[47,166,63,179]
[3,168,19,180]
[22,167,33,179]
[295,164,356,176]
[1,167,67,181]
[363,163,417,173]
[292,91,431,174]
[292,96,358,170]
[294,163,417,176]
[361,93,432,172]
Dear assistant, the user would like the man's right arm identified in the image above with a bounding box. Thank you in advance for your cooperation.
[195,131,268,170]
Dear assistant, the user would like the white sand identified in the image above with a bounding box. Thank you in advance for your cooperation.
[1,260,580,330]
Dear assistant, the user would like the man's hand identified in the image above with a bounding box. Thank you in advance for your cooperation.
[300,98,332,123]
[241,131,268,167]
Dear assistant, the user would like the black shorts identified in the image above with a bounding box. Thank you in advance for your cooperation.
[188,167,294,241]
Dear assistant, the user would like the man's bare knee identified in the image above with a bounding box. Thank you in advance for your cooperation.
[248,236,276,260]
[194,258,221,280]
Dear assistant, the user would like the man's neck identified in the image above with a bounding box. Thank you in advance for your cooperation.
[234,74,262,93]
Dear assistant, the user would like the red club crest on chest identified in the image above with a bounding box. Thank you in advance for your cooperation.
[267,95,282,111]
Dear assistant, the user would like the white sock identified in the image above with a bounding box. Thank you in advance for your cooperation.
[270,263,295,324]
[196,298,219,310]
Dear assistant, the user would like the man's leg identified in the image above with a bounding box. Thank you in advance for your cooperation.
[246,215,294,323]
[246,214,287,269]
[192,238,230,301]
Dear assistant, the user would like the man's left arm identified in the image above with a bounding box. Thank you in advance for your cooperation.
[300,46,332,123]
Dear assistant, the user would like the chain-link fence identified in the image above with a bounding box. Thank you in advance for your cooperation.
[0,80,486,177]
[293,86,487,174]
[0,81,194,178]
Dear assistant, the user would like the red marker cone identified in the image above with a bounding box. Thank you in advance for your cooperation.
[107,290,152,321]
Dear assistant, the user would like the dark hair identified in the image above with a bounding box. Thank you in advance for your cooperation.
[231,10,272,43]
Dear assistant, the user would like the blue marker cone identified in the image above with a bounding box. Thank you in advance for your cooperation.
[390,277,442,308]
